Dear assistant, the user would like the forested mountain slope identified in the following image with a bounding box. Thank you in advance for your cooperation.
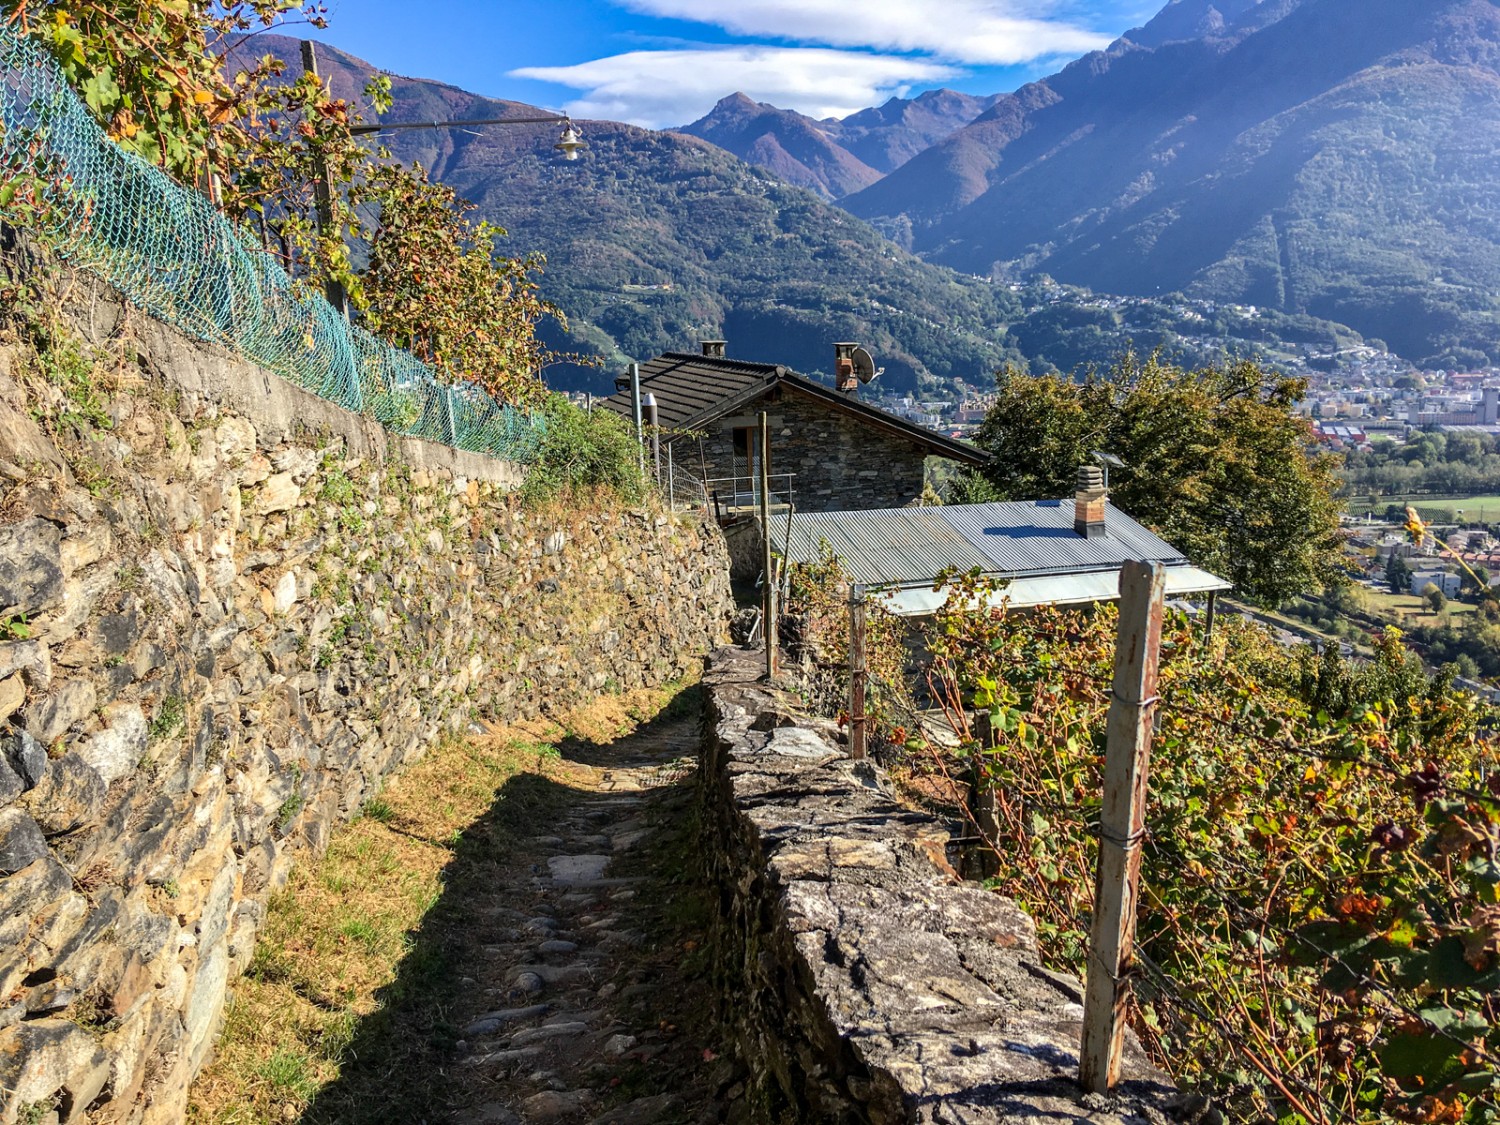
[253,36,1023,393]
[846,0,1500,367]
[250,33,1377,393]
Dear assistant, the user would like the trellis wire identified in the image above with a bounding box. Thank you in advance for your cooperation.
[0,25,542,462]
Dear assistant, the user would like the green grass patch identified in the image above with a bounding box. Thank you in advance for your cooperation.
[1345,493,1500,521]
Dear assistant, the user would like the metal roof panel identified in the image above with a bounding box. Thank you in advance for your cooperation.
[938,500,1188,576]
[776,500,1214,593]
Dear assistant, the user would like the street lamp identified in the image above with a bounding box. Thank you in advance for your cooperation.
[348,114,588,161]
[1092,450,1125,491]
[300,40,590,316]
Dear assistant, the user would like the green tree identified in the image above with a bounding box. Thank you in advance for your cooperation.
[357,163,575,406]
[3,0,318,183]
[1460,563,1491,597]
[1385,551,1414,595]
[966,353,1346,606]
[4,0,576,406]
[1423,581,1447,614]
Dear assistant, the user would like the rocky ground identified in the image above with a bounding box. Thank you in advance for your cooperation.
[285,699,737,1125]
[438,716,731,1125]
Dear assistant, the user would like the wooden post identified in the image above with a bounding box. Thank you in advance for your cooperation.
[1081,560,1166,1094]
[759,411,777,678]
[848,586,867,759]
[963,710,1002,879]
[299,41,348,319]
[1204,590,1218,641]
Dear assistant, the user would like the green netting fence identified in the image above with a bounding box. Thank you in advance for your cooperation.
[0,24,543,463]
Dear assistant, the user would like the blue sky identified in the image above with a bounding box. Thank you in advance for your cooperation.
[301,0,1160,128]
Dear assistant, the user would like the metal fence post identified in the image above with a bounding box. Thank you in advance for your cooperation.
[444,385,458,446]
[1081,560,1166,1094]
[644,392,661,484]
[848,585,867,759]
[630,363,644,477]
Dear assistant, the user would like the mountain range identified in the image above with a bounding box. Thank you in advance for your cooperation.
[248,0,1500,391]
[252,35,1027,394]
[843,0,1500,367]
[676,88,1000,201]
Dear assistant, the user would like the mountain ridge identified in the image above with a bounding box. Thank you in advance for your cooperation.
[677,87,1000,200]
[241,31,1384,396]
[845,0,1500,366]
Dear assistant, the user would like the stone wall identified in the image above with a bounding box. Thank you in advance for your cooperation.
[0,255,733,1124]
[686,388,930,513]
[699,647,1179,1125]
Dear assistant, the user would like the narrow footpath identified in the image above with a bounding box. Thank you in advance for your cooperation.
[437,710,731,1125]
[189,686,737,1125]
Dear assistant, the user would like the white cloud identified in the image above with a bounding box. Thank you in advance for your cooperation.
[612,0,1113,65]
[512,47,958,129]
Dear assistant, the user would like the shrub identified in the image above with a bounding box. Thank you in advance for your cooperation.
[520,395,646,506]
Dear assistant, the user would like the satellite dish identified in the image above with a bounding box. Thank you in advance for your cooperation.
[851,346,884,385]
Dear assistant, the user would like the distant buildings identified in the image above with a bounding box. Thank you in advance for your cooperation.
[1411,571,1463,598]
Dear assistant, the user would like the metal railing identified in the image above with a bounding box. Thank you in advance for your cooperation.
[703,473,796,520]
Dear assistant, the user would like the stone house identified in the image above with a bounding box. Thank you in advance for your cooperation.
[599,343,988,513]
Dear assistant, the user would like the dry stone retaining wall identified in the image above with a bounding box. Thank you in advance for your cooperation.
[699,647,1180,1124]
[0,253,733,1124]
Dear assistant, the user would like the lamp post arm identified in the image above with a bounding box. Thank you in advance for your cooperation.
[350,115,571,136]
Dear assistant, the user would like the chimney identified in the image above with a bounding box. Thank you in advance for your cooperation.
[1074,464,1107,539]
[701,339,726,358]
[834,342,858,393]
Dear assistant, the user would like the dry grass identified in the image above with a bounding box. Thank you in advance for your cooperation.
[186,679,693,1125]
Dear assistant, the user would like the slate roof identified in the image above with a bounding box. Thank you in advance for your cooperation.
[600,352,987,465]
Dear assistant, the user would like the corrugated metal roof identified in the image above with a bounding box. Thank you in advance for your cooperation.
[878,566,1230,616]
[775,506,989,585]
[774,500,1229,606]
[939,500,1187,575]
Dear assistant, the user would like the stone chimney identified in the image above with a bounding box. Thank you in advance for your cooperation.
[834,342,859,393]
[1074,464,1107,539]
[701,340,726,358]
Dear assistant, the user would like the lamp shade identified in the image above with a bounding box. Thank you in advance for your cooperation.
[554,122,587,161]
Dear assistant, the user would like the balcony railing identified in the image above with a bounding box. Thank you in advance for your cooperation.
[703,474,796,520]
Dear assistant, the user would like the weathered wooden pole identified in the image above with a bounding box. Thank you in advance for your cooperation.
[759,410,778,678]
[299,41,348,319]
[965,710,1000,879]
[848,585,867,759]
[1081,560,1166,1094]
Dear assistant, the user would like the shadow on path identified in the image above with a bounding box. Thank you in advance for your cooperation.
[298,688,728,1125]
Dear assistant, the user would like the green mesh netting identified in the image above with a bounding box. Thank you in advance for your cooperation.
[0,24,542,463]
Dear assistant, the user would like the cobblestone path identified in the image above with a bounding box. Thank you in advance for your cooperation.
[432,710,732,1125]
